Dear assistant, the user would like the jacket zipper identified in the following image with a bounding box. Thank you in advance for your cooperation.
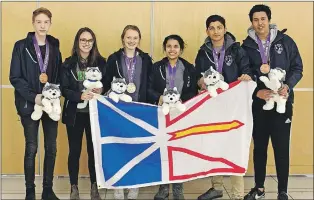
[24,101,28,108]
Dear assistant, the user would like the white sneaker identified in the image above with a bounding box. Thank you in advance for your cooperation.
[114,189,124,200]
[127,188,139,199]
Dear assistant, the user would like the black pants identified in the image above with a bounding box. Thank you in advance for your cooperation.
[21,113,58,189]
[252,102,293,193]
[66,112,96,185]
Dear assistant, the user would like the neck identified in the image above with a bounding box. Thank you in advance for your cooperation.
[257,31,270,41]
[168,58,178,67]
[80,51,89,59]
[35,32,46,45]
[124,48,136,57]
[212,39,224,48]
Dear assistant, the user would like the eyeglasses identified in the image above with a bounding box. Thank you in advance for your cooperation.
[80,38,94,44]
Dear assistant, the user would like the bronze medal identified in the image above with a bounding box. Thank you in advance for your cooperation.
[260,64,270,74]
[39,73,48,84]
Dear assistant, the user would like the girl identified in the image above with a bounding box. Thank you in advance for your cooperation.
[103,25,153,200]
[147,35,198,200]
[60,27,105,200]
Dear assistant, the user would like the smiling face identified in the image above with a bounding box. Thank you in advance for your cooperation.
[165,39,182,60]
[32,13,51,37]
[252,11,270,37]
[122,29,140,51]
[79,31,94,55]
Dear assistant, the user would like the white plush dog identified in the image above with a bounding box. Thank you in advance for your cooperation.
[77,67,103,109]
[161,87,186,115]
[259,68,287,113]
[202,66,229,97]
[31,82,61,121]
[108,77,132,103]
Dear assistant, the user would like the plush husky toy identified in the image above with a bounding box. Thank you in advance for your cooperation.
[161,87,186,115]
[259,68,287,113]
[31,82,61,121]
[202,66,229,97]
[77,67,103,109]
[108,77,132,103]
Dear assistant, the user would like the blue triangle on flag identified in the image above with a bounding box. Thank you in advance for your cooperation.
[97,100,155,138]
[113,148,161,186]
[101,143,154,182]
[106,98,158,129]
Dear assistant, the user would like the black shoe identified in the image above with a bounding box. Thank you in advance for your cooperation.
[197,188,223,200]
[25,188,36,200]
[41,187,60,200]
[277,191,288,200]
[244,187,265,200]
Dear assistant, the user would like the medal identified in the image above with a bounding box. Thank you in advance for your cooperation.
[39,73,48,84]
[33,35,50,83]
[256,34,271,74]
[127,83,136,93]
[212,45,225,73]
[260,64,270,74]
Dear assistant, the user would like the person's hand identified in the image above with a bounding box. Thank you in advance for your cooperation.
[256,89,274,101]
[92,88,103,94]
[198,77,207,90]
[81,91,94,100]
[158,96,163,106]
[278,84,289,98]
[238,74,252,81]
[35,94,43,106]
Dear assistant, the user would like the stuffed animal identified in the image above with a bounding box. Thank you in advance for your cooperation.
[202,66,229,97]
[31,82,61,121]
[259,68,287,113]
[108,77,132,103]
[161,87,186,115]
[77,67,103,109]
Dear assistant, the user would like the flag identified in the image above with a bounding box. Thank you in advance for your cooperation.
[89,80,256,189]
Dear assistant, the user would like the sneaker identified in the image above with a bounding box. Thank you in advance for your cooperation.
[277,191,288,200]
[154,184,170,200]
[41,187,60,200]
[244,188,265,200]
[70,185,80,200]
[114,189,124,200]
[91,182,102,200]
[25,188,36,200]
[197,188,223,200]
[173,183,185,200]
[127,188,139,199]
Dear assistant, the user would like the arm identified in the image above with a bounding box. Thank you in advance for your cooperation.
[236,46,254,80]
[102,55,115,94]
[285,37,303,91]
[9,42,37,103]
[147,64,162,104]
[59,65,83,103]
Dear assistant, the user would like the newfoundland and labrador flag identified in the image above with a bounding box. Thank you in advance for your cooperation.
[89,81,256,189]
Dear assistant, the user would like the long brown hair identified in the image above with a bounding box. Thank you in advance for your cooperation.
[71,27,101,69]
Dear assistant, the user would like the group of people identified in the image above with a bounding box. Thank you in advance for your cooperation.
[9,3,303,200]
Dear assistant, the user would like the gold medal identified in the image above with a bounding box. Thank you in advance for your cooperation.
[39,73,48,84]
[260,64,270,74]
[127,83,136,93]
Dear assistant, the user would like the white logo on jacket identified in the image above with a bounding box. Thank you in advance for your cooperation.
[225,55,233,66]
[274,44,283,54]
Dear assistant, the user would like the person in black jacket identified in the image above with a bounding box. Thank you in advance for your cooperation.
[9,8,61,200]
[242,5,303,200]
[195,15,252,200]
[60,27,104,200]
[103,25,152,200]
[103,25,153,104]
[148,34,198,200]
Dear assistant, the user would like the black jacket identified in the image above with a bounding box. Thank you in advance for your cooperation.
[9,32,62,116]
[242,29,303,104]
[102,48,153,103]
[60,54,106,126]
[147,57,198,104]
[195,33,253,84]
